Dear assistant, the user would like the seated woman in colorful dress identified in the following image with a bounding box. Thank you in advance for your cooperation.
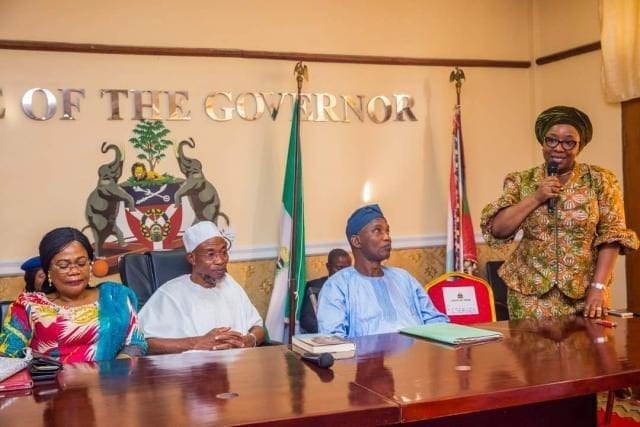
[0,227,147,362]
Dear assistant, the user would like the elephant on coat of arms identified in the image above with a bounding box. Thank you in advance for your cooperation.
[85,142,135,256]
[174,138,229,226]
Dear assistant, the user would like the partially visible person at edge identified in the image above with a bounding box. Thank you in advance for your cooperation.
[138,221,265,354]
[20,256,48,293]
[480,106,639,320]
[0,227,147,362]
[317,204,448,338]
[299,248,352,333]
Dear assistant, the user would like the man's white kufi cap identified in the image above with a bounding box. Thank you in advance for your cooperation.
[182,221,228,253]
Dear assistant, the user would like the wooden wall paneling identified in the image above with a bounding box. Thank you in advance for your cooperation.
[622,98,640,310]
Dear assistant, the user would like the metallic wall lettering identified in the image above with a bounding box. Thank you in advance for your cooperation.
[21,88,57,121]
[0,88,4,119]
[341,95,365,122]
[11,87,417,123]
[131,90,163,120]
[59,89,86,120]
[167,91,191,121]
[261,92,292,120]
[204,92,233,121]
[394,94,417,121]
[101,89,129,120]
[366,95,392,123]
[235,92,265,121]
[298,94,314,121]
[315,93,340,122]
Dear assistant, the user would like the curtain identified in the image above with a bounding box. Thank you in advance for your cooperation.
[601,0,640,102]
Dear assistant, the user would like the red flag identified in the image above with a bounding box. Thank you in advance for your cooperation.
[446,105,478,274]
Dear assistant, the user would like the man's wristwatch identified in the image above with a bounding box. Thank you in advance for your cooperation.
[590,282,606,290]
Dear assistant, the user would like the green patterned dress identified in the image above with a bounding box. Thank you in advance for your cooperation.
[481,163,638,319]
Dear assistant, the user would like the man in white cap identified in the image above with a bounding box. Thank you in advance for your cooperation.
[139,221,265,354]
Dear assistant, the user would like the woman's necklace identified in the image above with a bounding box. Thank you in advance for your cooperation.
[558,169,573,177]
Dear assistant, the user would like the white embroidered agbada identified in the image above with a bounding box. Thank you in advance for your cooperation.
[139,273,263,339]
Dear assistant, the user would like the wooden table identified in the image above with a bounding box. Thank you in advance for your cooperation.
[347,315,640,426]
[2,316,640,426]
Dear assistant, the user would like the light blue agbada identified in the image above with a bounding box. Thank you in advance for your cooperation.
[317,266,448,338]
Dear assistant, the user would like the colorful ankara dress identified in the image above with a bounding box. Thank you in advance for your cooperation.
[481,163,638,319]
[0,282,147,362]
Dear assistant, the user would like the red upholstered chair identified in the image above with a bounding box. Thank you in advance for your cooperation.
[424,272,496,324]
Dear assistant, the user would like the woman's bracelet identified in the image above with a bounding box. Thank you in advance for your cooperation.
[590,282,606,290]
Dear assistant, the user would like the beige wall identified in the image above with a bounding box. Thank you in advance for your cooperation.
[0,0,532,258]
[0,1,630,305]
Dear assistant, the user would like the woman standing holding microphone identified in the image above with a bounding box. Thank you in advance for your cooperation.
[481,106,638,320]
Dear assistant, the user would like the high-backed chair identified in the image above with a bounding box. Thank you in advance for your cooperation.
[119,250,190,307]
[119,249,278,346]
[424,272,496,324]
[485,261,509,321]
[299,285,322,334]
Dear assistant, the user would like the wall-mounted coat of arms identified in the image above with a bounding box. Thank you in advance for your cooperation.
[84,120,229,269]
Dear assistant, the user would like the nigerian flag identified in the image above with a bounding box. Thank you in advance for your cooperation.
[265,100,306,343]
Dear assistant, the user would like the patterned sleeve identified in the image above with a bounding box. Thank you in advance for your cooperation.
[118,289,148,358]
[592,167,640,253]
[480,172,524,248]
[0,295,33,356]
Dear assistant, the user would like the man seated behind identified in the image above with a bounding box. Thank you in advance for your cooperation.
[300,249,352,333]
[139,221,265,353]
[317,204,448,338]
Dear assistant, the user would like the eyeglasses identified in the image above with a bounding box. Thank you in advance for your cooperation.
[544,136,578,150]
[193,250,228,261]
[51,258,90,273]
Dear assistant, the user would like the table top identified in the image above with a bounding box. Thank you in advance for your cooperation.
[348,315,640,422]
[2,315,640,426]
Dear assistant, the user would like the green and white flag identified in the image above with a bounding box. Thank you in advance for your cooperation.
[265,100,306,342]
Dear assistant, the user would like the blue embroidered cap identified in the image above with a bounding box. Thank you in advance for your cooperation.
[346,204,385,239]
[20,256,41,271]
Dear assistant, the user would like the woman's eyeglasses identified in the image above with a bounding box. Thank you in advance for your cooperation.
[51,258,90,273]
[544,136,578,150]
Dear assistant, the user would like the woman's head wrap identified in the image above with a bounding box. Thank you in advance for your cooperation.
[534,106,593,149]
[20,256,41,272]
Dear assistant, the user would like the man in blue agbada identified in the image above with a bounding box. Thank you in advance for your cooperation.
[317,204,448,338]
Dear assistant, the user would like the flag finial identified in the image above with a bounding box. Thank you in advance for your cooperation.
[449,67,465,106]
[294,61,309,92]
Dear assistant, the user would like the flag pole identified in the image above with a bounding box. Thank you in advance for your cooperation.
[288,61,307,342]
[449,67,465,272]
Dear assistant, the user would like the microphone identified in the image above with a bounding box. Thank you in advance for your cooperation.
[300,352,334,369]
[546,161,558,214]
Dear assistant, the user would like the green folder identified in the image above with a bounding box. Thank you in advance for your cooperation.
[400,323,504,345]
